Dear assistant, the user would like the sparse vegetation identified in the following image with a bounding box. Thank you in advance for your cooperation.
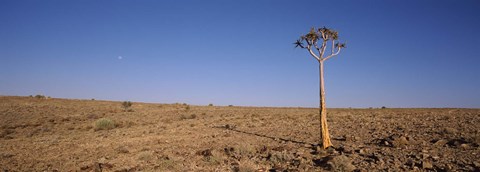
[157,156,176,170]
[208,103,213,106]
[122,101,132,111]
[1,96,478,171]
[94,118,116,130]
[228,105,233,107]
[138,151,154,161]
[35,95,46,99]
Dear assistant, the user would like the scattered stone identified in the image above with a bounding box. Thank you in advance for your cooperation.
[356,149,367,155]
[384,140,391,146]
[326,147,338,154]
[460,143,470,149]
[433,139,448,147]
[353,136,361,142]
[447,139,469,147]
[473,161,480,168]
[392,136,409,148]
[421,153,430,159]
[443,127,457,135]
[333,136,347,141]
[422,160,433,169]
[314,146,323,153]
[98,157,107,164]
[116,146,129,154]
[326,155,356,172]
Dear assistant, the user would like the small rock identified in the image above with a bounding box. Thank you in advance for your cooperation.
[334,136,346,141]
[353,136,360,142]
[98,157,107,164]
[392,136,409,147]
[356,149,367,155]
[473,161,480,168]
[443,127,457,135]
[422,160,433,169]
[116,146,129,153]
[315,155,356,172]
[460,143,469,149]
[433,139,448,147]
[329,155,356,172]
[326,147,338,154]
[341,146,354,154]
[314,146,323,153]
[447,139,468,147]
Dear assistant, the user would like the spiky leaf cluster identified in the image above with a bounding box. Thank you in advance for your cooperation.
[318,27,338,40]
[335,42,346,48]
[294,26,346,61]
[294,27,345,49]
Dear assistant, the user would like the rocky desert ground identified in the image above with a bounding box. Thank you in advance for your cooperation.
[0,96,479,171]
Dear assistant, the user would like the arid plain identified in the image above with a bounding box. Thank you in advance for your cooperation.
[0,96,479,171]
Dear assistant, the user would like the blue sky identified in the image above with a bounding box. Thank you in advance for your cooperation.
[1,0,479,108]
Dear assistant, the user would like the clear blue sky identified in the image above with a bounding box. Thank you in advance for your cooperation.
[1,0,479,108]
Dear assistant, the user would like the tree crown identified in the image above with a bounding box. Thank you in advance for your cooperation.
[294,26,346,62]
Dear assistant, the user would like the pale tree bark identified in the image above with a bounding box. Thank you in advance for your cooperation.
[319,61,332,148]
[295,27,345,149]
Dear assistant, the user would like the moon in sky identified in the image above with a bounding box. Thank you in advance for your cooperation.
[118,56,123,60]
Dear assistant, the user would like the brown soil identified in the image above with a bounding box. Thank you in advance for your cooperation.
[1,96,479,171]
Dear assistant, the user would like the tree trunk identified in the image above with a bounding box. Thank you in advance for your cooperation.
[319,61,333,149]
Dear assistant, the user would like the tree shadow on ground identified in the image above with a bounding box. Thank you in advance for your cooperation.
[213,125,316,147]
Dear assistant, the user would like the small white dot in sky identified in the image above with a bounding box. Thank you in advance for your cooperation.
[118,56,123,60]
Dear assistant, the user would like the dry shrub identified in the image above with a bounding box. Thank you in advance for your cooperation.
[94,118,115,131]
[122,101,132,111]
[35,95,46,99]
[138,151,154,161]
[157,156,176,170]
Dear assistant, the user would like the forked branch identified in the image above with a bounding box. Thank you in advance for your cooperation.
[295,27,346,62]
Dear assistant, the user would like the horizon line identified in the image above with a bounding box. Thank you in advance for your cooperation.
[1,95,478,109]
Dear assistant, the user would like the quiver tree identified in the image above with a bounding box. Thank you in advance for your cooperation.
[295,27,346,149]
